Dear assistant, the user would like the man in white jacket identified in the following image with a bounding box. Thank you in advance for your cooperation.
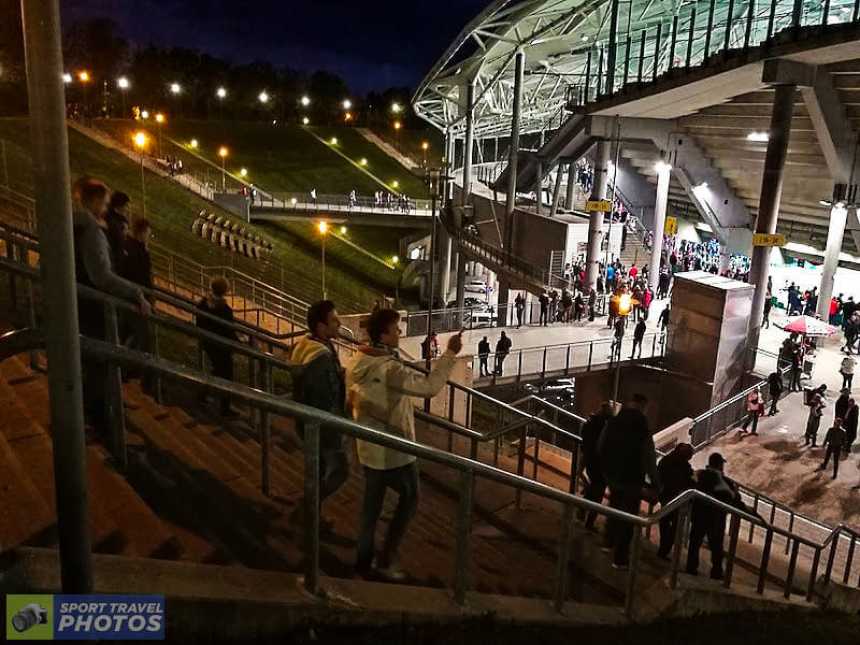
[347,308,462,580]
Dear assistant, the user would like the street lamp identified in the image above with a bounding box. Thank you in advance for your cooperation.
[239,168,248,177]
[154,112,166,158]
[132,131,148,218]
[318,221,328,298]
[141,110,149,120]
[215,86,227,120]
[78,70,90,82]
[391,102,402,114]
[218,146,229,191]
[300,95,311,107]
[216,86,227,99]
[342,99,352,110]
[78,70,91,116]
[62,72,72,84]
[302,116,310,126]
[258,91,269,104]
[190,138,198,149]
[421,140,429,167]
[393,120,402,151]
[359,158,368,166]
[329,137,338,145]
[117,76,130,116]
[339,225,347,235]
[170,82,182,95]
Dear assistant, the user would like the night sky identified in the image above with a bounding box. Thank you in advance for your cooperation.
[60,0,491,93]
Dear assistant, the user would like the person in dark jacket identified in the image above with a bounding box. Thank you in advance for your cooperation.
[818,420,846,479]
[477,336,491,377]
[767,370,784,416]
[291,300,349,530]
[598,393,659,569]
[196,278,240,417]
[845,399,858,455]
[580,402,615,530]
[120,218,155,390]
[630,319,647,359]
[73,179,149,436]
[835,389,851,425]
[687,453,746,580]
[494,331,512,375]
[656,443,695,559]
[104,191,131,266]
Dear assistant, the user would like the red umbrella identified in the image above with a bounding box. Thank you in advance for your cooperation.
[780,315,839,337]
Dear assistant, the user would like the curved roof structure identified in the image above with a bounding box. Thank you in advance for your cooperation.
[412,0,845,138]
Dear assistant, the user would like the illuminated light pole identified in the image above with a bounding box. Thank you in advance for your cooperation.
[170,82,181,95]
[116,76,130,117]
[342,99,352,110]
[318,220,328,298]
[258,91,269,104]
[300,95,311,107]
[62,72,72,84]
[78,70,90,117]
[218,146,229,192]
[391,102,402,114]
[216,86,227,120]
[421,140,429,167]
[154,112,166,158]
[302,116,310,126]
[133,131,148,218]
[393,119,402,151]
[190,138,198,149]
[239,168,248,178]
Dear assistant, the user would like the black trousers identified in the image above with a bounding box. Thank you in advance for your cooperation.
[822,446,841,478]
[843,372,854,390]
[479,355,489,376]
[658,508,679,558]
[205,347,234,414]
[605,487,641,566]
[741,412,759,434]
[582,466,607,529]
[539,308,548,326]
[769,394,780,416]
[356,462,419,572]
[687,512,726,577]
[631,338,643,359]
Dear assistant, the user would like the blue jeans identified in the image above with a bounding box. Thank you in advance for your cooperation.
[356,462,419,571]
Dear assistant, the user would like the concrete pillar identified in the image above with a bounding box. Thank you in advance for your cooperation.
[500,50,525,314]
[749,84,795,354]
[457,82,476,318]
[649,161,671,286]
[565,161,576,210]
[550,164,563,217]
[535,160,543,215]
[586,141,612,290]
[817,200,848,319]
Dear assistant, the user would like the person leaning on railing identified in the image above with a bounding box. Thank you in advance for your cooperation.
[346,308,463,581]
[72,177,151,438]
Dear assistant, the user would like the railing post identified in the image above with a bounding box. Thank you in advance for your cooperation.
[587,342,593,371]
[517,350,523,383]
[807,548,821,602]
[724,0,736,51]
[825,534,840,585]
[749,493,759,541]
[585,50,592,102]
[669,15,679,69]
[757,528,774,594]
[844,537,856,585]
[554,504,574,612]
[261,361,273,496]
[569,442,579,494]
[784,539,800,599]
[637,30,646,82]
[152,324,163,404]
[454,469,474,605]
[723,514,742,588]
[104,302,127,471]
[786,512,795,554]
[744,0,756,48]
[303,420,321,595]
[686,7,696,68]
[791,0,803,28]
[541,346,547,379]
[670,506,690,589]
[623,36,632,86]
[768,0,778,38]
[705,0,716,56]
[625,527,642,619]
[653,23,663,81]
[565,344,571,375]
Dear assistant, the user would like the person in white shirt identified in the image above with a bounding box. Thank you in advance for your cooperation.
[840,355,856,391]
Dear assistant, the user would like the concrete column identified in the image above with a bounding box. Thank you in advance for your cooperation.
[504,50,525,251]
[749,84,795,353]
[817,201,848,319]
[535,160,543,215]
[649,161,671,286]
[565,161,576,210]
[586,141,612,290]
[550,164,563,217]
[457,82,476,317]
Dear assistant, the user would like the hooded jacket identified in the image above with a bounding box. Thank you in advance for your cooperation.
[291,334,345,453]
[346,345,456,470]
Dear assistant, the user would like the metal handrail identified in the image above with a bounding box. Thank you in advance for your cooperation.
[4,327,855,614]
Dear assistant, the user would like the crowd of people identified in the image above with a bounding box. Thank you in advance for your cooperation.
[580,395,751,578]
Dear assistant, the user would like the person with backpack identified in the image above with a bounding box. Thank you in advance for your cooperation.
[580,402,614,531]
[840,354,856,390]
[767,370,784,416]
[656,443,695,560]
[291,300,350,532]
[196,278,240,418]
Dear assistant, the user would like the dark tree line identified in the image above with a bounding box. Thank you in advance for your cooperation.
[0,8,418,128]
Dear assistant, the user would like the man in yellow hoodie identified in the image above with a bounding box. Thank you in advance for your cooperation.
[347,308,462,580]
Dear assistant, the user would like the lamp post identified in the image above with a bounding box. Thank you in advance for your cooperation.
[116,76,129,117]
[133,131,148,218]
[424,167,442,374]
[218,146,229,192]
[78,70,90,117]
[393,120,402,151]
[154,112,165,158]
[216,86,227,120]
[318,220,328,298]
[421,140,429,168]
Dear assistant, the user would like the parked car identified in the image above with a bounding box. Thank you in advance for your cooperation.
[465,280,488,294]
[463,310,496,328]
[524,378,576,407]
[448,297,487,310]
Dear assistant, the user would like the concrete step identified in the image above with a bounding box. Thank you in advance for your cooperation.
[0,427,54,550]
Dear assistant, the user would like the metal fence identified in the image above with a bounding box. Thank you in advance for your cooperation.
[261,191,433,215]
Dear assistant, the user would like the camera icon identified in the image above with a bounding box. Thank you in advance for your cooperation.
[11,603,48,633]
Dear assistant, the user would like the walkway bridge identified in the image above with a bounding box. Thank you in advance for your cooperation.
[249,192,434,228]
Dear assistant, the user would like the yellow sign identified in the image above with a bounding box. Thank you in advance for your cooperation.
[753,233,786,247]
[665,216,678,236]
[586,199,612,213]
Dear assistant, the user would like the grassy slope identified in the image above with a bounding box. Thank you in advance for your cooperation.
[0,118,392,312]
[92,119,423,290]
